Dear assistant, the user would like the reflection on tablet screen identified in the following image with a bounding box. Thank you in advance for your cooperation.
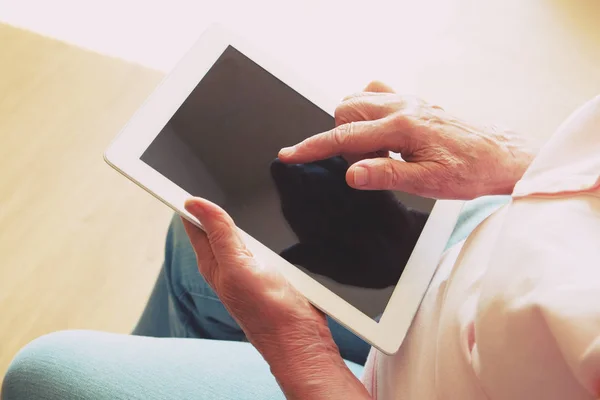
[140,46,435,319]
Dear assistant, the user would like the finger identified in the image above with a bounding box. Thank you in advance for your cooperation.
[346,157,427,192]
[183,201,321,337]
[181,210,362,399]
[180,216,217,284]
[343,150,389,165]
[185,197,299,308]
[279,118,403,164]
[184,198,255,269]
[334,96,392,125]
[335,95,419,127]
[363,80,395,93]
[333,97,395,163]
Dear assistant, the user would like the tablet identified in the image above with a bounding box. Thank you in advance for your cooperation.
[104,24,464,355]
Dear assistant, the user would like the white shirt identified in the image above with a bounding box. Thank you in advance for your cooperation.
[361,95,600,400]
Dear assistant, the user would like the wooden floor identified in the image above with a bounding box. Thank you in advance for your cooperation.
[0,24,172,376]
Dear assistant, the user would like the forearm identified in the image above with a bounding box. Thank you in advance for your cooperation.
[481,143,537,197]
[182,198,372,399]
[255,321,371,399]
[270,347,371,400]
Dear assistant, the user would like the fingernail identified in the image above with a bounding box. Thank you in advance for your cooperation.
[353,166,369,186]
[279,146,295,157]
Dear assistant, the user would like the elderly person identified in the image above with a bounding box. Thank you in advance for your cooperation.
[3,82,599,400]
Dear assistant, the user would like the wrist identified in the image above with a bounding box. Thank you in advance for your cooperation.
[485,169,528,196]
[483,132,538,197]
[270,352,370,400]
[255,323,370,399]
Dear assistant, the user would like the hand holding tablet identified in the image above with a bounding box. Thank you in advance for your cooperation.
[104,25,465,354]
[180,197,372,399]
[279,82,535,200]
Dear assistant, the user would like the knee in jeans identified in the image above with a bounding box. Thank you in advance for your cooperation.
[162,216,240,338]
[2,331,79,400]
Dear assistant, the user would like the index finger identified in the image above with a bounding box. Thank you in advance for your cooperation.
[279,118,402,164]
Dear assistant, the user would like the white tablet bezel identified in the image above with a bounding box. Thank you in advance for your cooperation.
[104,24,464,355]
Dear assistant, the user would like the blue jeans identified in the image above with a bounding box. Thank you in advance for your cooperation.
[2,196,509,399]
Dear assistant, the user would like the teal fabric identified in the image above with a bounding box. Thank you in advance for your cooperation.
[445,195,511,250]
[2,196,509,400]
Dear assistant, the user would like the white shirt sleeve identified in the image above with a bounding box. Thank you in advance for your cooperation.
[472,95,600,400]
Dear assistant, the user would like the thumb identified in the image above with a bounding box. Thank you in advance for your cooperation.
[346,157,425,193]
[184,198,252,266]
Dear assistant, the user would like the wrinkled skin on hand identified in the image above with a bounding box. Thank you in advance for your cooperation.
[180,82,537,399]
[279,81,536,200]
[182,198,371,400]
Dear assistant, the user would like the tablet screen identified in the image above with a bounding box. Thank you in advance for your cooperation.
[141,46,435,319]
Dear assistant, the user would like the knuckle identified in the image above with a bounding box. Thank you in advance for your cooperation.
[334,103,350,124]
[389,111,409,129]
[331,123,352,146]
[422,113,445,129]
[364,81,379,91]
[364,80,392,93]
[335,99,368,125]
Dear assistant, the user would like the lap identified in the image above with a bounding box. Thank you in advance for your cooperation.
[136,212,372,364]
[2,195,509,399]
[137,195,509,363]
[2,330,363,400]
